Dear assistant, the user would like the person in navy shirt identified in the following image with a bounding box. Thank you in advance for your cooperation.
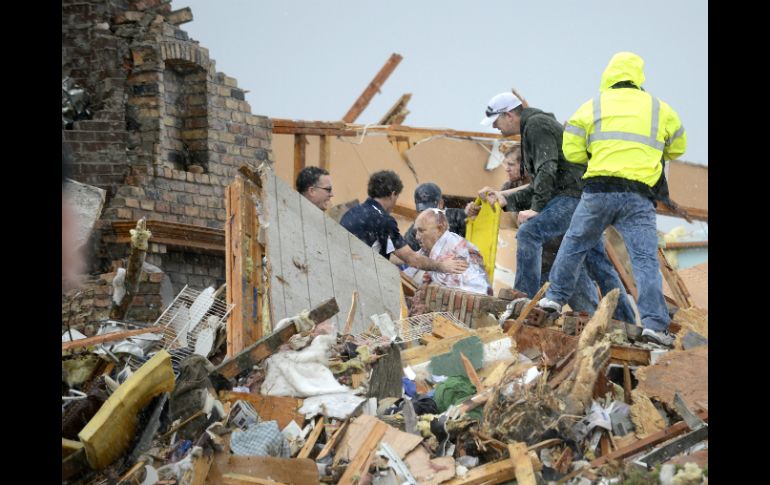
[341,170,468,275]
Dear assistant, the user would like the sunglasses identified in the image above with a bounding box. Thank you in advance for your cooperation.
[485,105,513,118]
[313,186,333,193]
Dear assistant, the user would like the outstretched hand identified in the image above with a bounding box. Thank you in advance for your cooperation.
[440,257,469,274]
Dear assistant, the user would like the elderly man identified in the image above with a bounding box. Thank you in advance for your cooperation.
[296,166,334,211]
[341,170,468,275]
[414,209,491,295]
[404,182,467,251]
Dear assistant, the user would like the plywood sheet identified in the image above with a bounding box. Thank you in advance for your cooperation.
[262,171,400,333]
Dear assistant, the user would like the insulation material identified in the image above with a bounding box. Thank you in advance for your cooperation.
[260,334,350,398]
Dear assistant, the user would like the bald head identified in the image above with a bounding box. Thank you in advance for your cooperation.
[415,209,448,252]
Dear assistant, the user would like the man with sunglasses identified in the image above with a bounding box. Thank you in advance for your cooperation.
[478,92,636,323]
[296,166,334,211]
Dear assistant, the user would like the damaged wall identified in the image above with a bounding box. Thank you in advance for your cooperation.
[62,0,273,294]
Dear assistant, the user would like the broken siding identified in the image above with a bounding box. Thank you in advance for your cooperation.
[262,171,400,332]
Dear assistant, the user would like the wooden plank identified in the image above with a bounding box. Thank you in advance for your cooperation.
[106,220,225,252]
[342,53,403,123]
[190,453,214,485]
[274,178,312,318]
[657,248,694,308]
[207,455,319,485]
[62,438,84,458]
[343,291,358,334]
[379,93,412,125]
[62,326,165,351]
[443,456,516,485]
[214,298,339,379]
[297,416,325,459]
[270,118,520,141]
[372,249,402,324]
[226,175,264,356]
[348,233,385,333]
[460,352,484,391]
[432,314,471,339]
[219,392,304,429]
[656,204,708,221]
[604,237,638,301]
[298,194,338,327]
[590,410,708,468]
[293,134,307,183]
[319,135,331,170]
[222,473,288,485]
[337,419,388,485]
[509,442,536,485]
[325,217,362,332]
[316,418,350,461]
[610,345,650,366]
[663,240,708,249]
[264,171,286,322]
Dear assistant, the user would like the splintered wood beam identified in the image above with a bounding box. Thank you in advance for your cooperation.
[110,218,151,320]
[298,416,325,459]
[62,326,166,351]
[337,419,388,485]
[379,93,412,125]
[319,135,331,170]
[105,220,225,253]
[590,410,708,468]
[656,204,708,222]
[214,297,339,379]
[226,174,265,356]
[657,248,694,309]
[509,442,536,485]
[270,117,521,141]
[342,53,403,123]
[604,234,638,301]
[293,134,307,183]
[509,282,549,331]
[663,240,708,250]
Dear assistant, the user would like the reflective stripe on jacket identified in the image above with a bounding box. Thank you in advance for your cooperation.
[562,52,687,187]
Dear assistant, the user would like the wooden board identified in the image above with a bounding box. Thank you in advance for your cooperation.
[275,179,312,318]
[258,171,400,333]
[218,392,304,429]
[206,455,319,485]
[298,194,338,327]
[264,171,286,320]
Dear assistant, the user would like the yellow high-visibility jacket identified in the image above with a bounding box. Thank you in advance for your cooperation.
[562,52,687,187]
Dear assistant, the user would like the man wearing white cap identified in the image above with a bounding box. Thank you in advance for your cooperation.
[476,91,636,323]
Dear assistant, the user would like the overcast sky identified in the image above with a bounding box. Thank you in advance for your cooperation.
[182,0,707,166]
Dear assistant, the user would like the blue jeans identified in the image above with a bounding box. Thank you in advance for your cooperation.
[546,192,669,331]
[516,196,636,322]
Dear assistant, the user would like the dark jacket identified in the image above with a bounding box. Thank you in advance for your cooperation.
[403,208,467,251]
[505,108,586,212]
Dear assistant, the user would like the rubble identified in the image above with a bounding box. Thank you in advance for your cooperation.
[62,3,707,483]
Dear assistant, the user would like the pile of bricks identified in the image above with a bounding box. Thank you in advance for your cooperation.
[409,284,513,328]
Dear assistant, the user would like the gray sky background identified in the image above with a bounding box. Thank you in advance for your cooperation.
[182,0,707,166]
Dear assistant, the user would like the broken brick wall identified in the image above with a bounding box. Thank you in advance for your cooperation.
[410,284,512,328]
[62,269,165,336]
[62,0,273,291]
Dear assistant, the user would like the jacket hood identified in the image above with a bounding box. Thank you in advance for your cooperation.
[600,52,645,92]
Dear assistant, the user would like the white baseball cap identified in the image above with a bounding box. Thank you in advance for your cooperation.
[480,92,522,126]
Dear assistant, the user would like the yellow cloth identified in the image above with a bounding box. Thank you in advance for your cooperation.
[465,197,501,282]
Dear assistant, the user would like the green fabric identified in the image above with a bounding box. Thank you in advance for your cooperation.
[433,375,482,419]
